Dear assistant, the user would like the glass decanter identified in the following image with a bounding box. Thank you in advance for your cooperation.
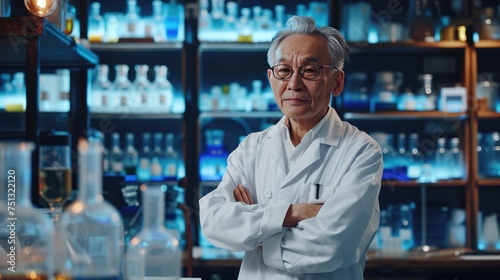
[125,184,181,279]
[0,141,54,279]
[59,136,124,280]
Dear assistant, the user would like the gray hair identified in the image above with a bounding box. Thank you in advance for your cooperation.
[267,16,349,70]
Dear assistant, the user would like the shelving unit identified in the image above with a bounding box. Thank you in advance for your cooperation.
[0,15,98,204]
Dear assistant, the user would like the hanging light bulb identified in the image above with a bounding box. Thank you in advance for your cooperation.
[24,0,58,17]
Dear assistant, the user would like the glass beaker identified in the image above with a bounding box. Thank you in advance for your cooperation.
[1,140,55,278]
[39,131,72,222]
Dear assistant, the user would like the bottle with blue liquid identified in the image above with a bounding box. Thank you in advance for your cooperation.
[199,129,229,181]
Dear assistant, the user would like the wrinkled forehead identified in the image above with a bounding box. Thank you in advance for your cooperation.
[274,35,330,65]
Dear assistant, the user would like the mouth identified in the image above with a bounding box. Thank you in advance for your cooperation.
[283,98,309,104]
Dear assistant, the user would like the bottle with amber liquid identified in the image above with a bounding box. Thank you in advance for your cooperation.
[0,141,54,280]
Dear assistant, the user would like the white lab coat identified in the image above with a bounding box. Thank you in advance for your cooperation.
[199,108,383,280]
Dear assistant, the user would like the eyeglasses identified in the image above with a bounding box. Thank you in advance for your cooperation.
[271,64,338,81]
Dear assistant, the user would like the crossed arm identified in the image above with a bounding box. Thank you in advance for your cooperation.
[233,184,323,227]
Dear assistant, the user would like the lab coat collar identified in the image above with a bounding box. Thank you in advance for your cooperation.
[269,107,344,188]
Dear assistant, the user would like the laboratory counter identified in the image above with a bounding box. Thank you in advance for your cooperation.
[186,248,500,280]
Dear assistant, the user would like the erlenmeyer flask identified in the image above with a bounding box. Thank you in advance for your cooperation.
[0,141,54,279]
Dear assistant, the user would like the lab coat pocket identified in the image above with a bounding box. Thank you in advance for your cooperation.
[305,183,336,204]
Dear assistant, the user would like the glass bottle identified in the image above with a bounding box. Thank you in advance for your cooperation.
[434,137,448,180]
[88,2,105,42]
[5,72,26,112]
[150,133,164,181]
[237,7,253,43]
[199,129,229,181]
[476,73,499,112]
[110,132,124,174]
[210,0,225,37]
[0,141,54,278]
[417,74,437,111]
[113,64,132,113]
[395,133,409,181]
[123,133,138,176]
[251,6,263,42]
[59,136,124,279]
[398,204,414,251]
[224,1,238,42]
[133,64,151,113]
[448,137,464,179]
[125,185,181,279]
[343,72,369,111]
[371,132,399,181]
[198,0,211,41]
[0,73,13,110]
[408,0,438,42]
[250,79,266,111]
[397,86,418,111]
[274,5,286,30]
[164,0,181,41]
[162,132,180,181]
[137,132,152,182]
[370,71,400,112]
[151,0,166,42]
[125,0,141,38]
[477,132,489,178]
[406,133,425,180]
[152,65,174,113]
[489,132,500,177]
[91,64,112,111]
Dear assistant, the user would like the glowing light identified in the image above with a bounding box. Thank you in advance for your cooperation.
[24,0,57,17]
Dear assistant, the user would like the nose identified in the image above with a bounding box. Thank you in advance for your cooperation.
[287,69,304,91]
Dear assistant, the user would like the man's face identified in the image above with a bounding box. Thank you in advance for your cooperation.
[267,34,344,123]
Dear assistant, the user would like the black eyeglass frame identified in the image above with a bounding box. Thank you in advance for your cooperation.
[270,64,338,81]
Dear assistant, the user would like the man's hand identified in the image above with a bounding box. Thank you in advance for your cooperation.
[233,184,254,204]
[283,203,323,227]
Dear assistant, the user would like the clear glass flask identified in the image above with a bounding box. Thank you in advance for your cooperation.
[59,135,124,280]
[91,64,112,111]
[0,141,54,279]
[125,184,181,279]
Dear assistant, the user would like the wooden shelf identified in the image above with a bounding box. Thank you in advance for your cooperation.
[91,112,184,120]
[477,111,500,119]
[347,40,467,54]
[382,180,468,188]
[343,111,469,121]
[477,179,500,187]
[199,111,283,119]
[474,40,500,49]
[199,42,271,52]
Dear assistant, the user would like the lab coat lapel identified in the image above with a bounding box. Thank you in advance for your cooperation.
[261,126,287,177]
[281,139,321,188]
[280,108,343,189]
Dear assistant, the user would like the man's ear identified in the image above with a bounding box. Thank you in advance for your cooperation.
[267,69,273,81]
[332,70,345,97]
